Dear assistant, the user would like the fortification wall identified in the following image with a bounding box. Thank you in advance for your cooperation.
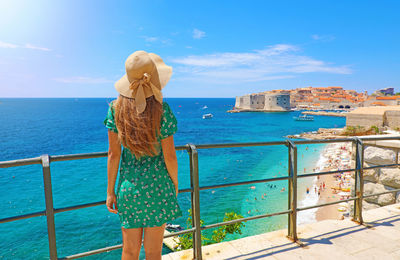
[234,93,291,111]
[386,111,400,128]
[346,114,383,127]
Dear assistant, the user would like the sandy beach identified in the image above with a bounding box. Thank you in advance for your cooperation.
[313,142,354,221]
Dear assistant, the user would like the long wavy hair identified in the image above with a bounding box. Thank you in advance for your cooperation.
[114,95,163,159]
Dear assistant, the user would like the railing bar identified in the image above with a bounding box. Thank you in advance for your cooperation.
[194,141,287,149]
[363,163,399,170]
[297,197,357,211]
[199,176,290,191]
[59,228,195,259]
[0,210,46,223]
[298,168,354,178]
[363,189,400,198]
[292,138,355,145]
[0,157,42,168]
[164,227,196,238]
[54,201,106,213]
[59,244,123,259]
[202,210,292,230]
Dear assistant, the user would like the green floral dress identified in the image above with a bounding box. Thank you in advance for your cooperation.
[104,101,182,228]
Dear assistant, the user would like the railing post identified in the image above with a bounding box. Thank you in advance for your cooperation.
[286,139,298,241]
[187,144,202,260]
[41,154,58,260]
[353,138,364,224]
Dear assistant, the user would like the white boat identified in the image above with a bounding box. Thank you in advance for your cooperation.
[202,105,208,110]
[202,113,213,119]
[293,114,314,121]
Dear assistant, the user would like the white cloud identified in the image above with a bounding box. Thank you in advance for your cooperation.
[192,29,206,39]
[24,43,52,51]
[0,40,52,51]
[142,36,158,42]
[311,34,335,42]
[53,77,113,84]
[0,40,18,48]
[171,44,351,84]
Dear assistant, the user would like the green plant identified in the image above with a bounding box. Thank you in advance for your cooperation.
[175,209,245,250]
[370,125,380,134]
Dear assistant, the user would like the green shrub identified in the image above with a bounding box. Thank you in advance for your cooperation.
[175,209,245,250]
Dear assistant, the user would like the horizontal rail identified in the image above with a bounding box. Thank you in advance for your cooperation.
[0,157,42,168]
[363,188,400,198]
[363,163,399,170]
[54,201,106,214]
[201,210,292,231]
[0,210,46,224]
[60,244,123,260]
[297,197,357,212]
[199,176,290,191]
[298,168,355,179]
[193,141,286,149]
[293,138,355,145]
[60,227,195,259]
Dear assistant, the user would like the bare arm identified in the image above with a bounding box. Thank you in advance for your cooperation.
[161,135,178,196]
[106,130,121,213]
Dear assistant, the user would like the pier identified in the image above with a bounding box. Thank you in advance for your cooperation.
[163,203,400,259]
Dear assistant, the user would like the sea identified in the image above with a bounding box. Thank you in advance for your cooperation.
[0,98,346,259]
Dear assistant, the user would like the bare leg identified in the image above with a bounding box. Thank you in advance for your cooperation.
[121,227,143,260]
[143,223,166,260]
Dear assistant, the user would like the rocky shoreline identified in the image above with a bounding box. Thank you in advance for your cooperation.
[286,127,346,140]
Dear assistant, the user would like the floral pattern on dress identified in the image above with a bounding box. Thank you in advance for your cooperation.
[104,101,182,228]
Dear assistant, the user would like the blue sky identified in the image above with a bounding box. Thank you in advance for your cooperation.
[0,0,399,98]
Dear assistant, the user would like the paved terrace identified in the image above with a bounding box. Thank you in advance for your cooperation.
[163,203,400,259]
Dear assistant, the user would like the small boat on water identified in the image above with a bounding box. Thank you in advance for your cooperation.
[166,223,183,231]
[293,114,314,121]
[202,105,208,109]
[202,113,213,119]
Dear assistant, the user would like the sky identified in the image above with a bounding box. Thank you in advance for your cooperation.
[0,0,399,98]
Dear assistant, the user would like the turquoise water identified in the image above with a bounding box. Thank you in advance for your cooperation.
[0,98,345,259]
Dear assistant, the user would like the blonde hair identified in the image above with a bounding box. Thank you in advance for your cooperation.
[114,95,163,159]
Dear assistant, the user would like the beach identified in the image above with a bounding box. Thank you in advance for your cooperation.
[313,142,353,221]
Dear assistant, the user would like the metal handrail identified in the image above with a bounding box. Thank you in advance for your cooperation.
[1,135,400,260]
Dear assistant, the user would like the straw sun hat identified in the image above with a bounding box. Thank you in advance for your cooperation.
[115,50,172,113]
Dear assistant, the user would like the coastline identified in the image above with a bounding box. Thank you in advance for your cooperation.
[314,142,353,221]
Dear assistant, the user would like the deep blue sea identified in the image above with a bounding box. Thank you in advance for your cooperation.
[0,98,345,259]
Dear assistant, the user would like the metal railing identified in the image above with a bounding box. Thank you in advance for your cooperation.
[1,136,400,259]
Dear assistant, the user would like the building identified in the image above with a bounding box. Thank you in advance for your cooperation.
[234,93,291,112]
[363,95,400,107]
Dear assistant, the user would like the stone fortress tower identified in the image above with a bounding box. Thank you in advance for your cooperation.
[234,93,291,112]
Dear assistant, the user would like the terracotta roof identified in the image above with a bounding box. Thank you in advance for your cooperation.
[371,101,387,106]
[376,96,397,100]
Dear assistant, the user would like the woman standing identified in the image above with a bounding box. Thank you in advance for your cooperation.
[104,51,182,260]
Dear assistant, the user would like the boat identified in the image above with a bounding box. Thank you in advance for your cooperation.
[202,105,208,109]
[202,113,213,119]
[166,223,183,231]
[293,114,314,121]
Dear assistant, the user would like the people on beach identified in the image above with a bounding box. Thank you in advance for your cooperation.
[105,51,181,260]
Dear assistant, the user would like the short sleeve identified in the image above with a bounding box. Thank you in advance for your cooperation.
[160,102,177,139]
[103,101,118,133]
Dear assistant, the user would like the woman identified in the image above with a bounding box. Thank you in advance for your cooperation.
[104,51,182,260]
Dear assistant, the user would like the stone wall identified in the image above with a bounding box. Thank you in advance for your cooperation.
[234,93,291,111]
[385,111,400,128]
[346,113,384,127]
[350,146,400,210]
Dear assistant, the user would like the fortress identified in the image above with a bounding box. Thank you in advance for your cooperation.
[234,93,291,112]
